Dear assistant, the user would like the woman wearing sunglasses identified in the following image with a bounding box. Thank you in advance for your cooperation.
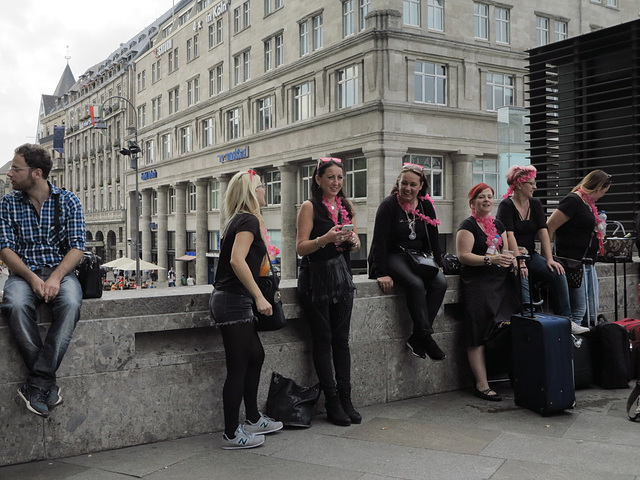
[296,157,361,427]
[369,163,447,361]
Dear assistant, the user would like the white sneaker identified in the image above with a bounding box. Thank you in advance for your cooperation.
[222,425,265,450]
[571,322,590,335]
[244,413,284,435]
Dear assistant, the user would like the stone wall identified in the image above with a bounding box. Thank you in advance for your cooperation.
[1,261,638,466]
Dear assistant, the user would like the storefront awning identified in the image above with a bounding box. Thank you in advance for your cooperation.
[176,254,197,262]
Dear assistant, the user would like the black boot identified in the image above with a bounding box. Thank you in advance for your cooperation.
[423,334,446,361]
[339,390,362,424]
[325,394,351,426]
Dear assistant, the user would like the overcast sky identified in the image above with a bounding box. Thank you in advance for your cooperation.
[0,0,176,165]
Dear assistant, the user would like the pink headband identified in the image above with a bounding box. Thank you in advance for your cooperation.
[503,168,536,198]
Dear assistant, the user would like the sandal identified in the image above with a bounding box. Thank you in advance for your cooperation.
[474,387,502,402]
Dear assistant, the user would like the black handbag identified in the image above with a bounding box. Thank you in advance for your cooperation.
[253,259,286,331]
[553,256,584,288]
[399,245,439,279]
[76,252,104,299]
[265,372,321,427]
[442,253,461,275]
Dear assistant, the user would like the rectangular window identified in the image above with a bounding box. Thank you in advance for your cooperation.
[151,60,161,83]
[345,157,367,198]
[227,108,240,140]
[161,133,171,159]
[427,0,444,31]
[145,140,154,165]
[495,7,510,44]
[216,19,223,44]
[210,65,224,95]
[554,20,568,42]
[169,189,176,214]
[265,170,281,205]
[180,126,191,153]
[472,158,498,193]
[536,16,549,46]
[234,7,241,33]
[209,180,220,210]
[359,0,371,30]
[188,184,197,212]
[403,0,420,26]
[168,88,179,114]
[300,164,315,202]
[234,55,241,85]
[264,0,271,15]
[275,34,283,67]
[313,14,324,50]
[194,34,199,57]
[137,71,146,92]
[264,38,273,71]
[209,24,215,48]
[152,97,162,122]
[294,82,312,121]
[187,78,200,106]
[243,51,251,81]
[406,154,443,197]
[216,65,224,93]
[201,118,214,147]
[474,3,488,40]
[486,72,514,111]
[187,38,193,61]
[606,0,618,6]
[258,96,273,131]
[168,48,179,72]
[414,61,447,105]
[338,65,359,109]
[209,231,221,251]
[343,0,355,37]
[300,22,309,57]
[137,105,146,128]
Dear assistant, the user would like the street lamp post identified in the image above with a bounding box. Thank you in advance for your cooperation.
[101,95,141,288]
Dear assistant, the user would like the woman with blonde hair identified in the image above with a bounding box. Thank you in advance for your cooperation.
[209,170,282,449]
[496,165,576,330]
[547,169,611,327]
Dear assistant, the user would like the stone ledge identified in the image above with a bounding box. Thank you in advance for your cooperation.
[0,262,638,466]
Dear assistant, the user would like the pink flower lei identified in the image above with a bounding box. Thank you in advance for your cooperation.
[472,211,503,249]
[262,228,280,259]
[576,187,605,255]
[502,168,537,198]
[396,193,441,227]
[322,195,351,226]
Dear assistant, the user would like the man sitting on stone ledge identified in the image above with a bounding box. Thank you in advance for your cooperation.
[0,144,85,418]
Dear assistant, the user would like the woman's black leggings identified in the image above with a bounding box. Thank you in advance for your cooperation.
[387,252,447,336]
[220,321,265,437]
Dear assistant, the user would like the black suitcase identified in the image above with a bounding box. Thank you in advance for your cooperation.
[592,322,630,389]
[572,334,592,389]
[511,312,575,415]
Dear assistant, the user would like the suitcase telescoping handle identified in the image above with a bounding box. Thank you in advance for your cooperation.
[516,254,534,317]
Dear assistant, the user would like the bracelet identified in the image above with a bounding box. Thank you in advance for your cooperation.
[483,255,491,266]
[315,237,325,249]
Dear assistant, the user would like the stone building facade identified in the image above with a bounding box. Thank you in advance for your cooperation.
[37,0,635,283]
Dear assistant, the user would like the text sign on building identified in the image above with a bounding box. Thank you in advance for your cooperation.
[141,169,157,181]
[206,0,231,23]
[218,146,249,163]
[154,38,173,58]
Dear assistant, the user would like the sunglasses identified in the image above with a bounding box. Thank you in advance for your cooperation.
[317,157,342,168]
[402,162,425,173]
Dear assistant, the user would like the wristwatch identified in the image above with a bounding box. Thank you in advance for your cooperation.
[315,237,325,248]
[483,255,491,266]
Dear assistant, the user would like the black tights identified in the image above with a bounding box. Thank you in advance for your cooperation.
[220,321,265,438]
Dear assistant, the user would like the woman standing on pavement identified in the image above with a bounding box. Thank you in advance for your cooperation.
[296,157,361,427]
[209,170,283,449]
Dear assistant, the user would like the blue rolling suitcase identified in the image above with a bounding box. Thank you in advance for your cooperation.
[511,312,575,416]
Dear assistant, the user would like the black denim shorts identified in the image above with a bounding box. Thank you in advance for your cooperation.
[209,289,256,327]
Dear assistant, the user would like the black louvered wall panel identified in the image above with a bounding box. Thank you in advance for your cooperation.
[527,20,640,234]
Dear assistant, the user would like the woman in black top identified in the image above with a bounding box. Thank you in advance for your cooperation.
[210,170,283,450]
[456,183,518,401]
[547,170,611,326]
[496,165,573,326]
[368,163,446,361]
[296,157,361,427]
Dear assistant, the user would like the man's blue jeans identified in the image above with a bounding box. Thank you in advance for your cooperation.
[1,269,82,391]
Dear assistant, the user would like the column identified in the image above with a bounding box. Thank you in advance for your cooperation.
[141,188,152,262]
[452,153,475,231]
[195,178,209,285]
[128,190,138,258]
[174,182,188,280]
[157,185,169,272]
[363,146,407,253]
[218,174,232,227]
[279,165,298,280]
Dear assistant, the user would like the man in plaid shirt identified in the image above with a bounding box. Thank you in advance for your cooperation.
[0,144,85,417]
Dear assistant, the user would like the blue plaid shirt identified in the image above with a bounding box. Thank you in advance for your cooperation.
[0,183,86,270]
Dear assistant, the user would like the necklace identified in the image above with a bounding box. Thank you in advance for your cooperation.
[472,211,502,249]
[405,210,417,240]
[396,194,441,228]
